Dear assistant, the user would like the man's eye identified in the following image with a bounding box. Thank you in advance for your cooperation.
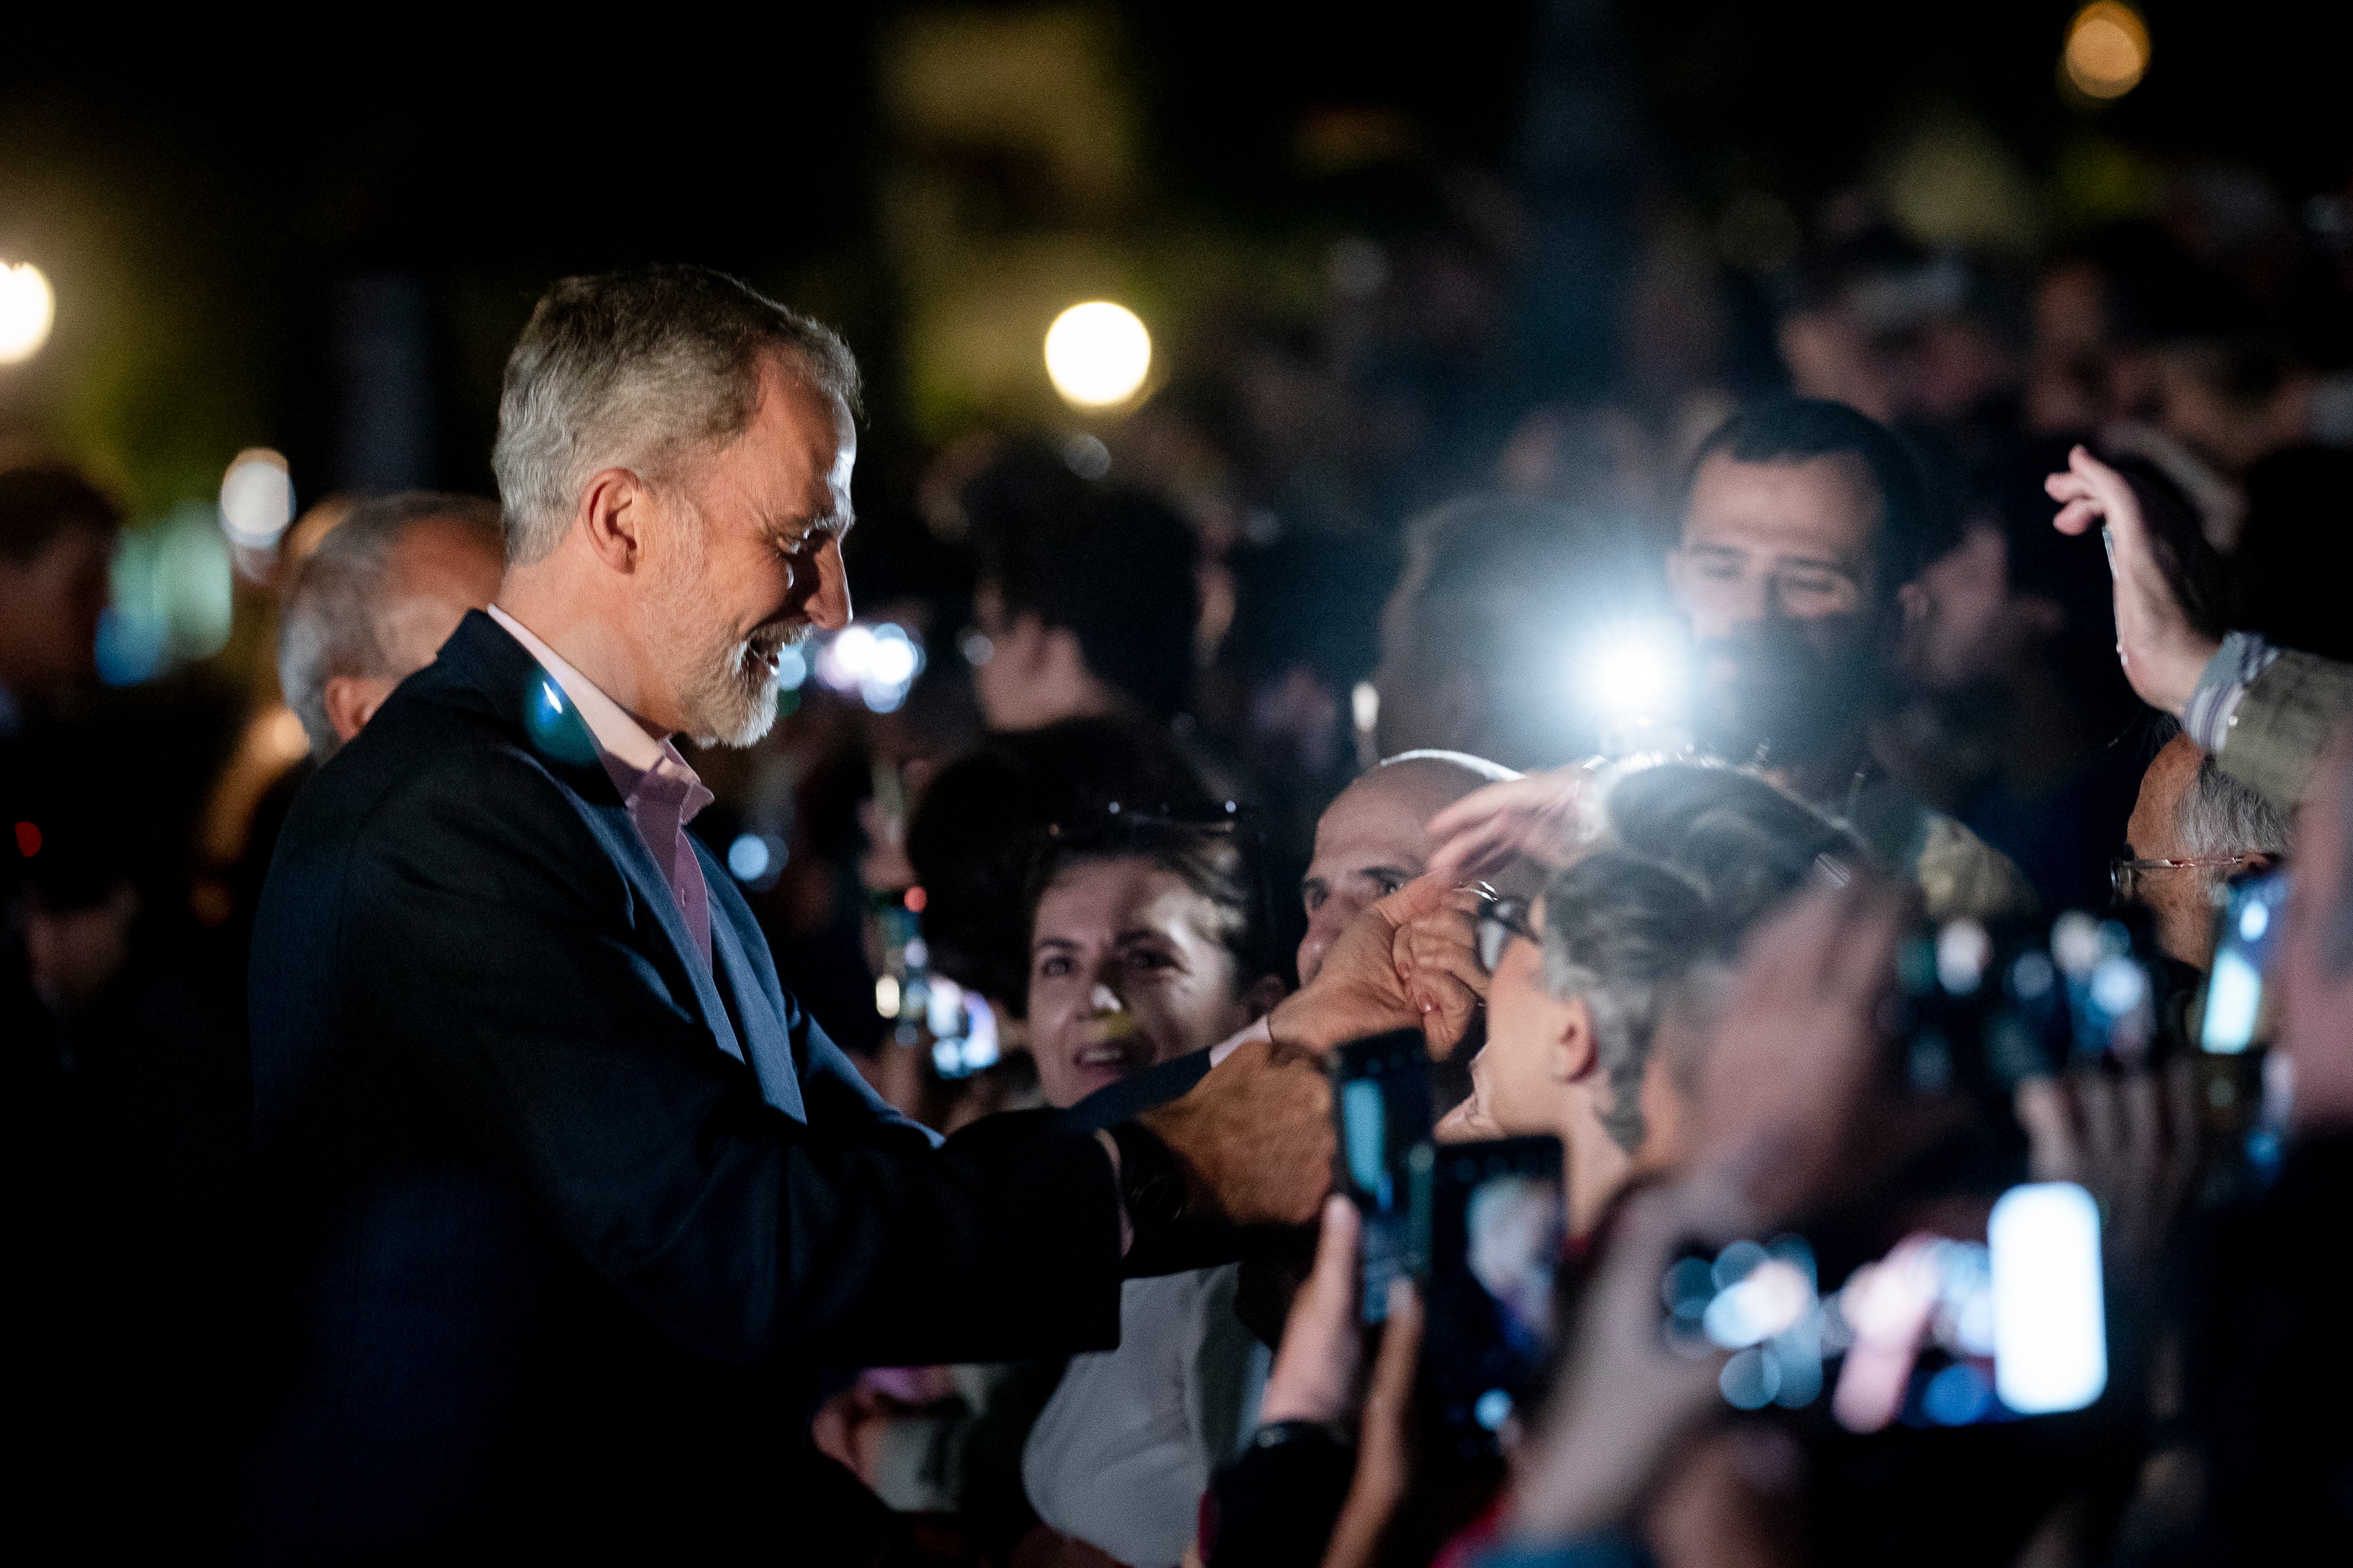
[1126,948,1177,973]
[1303,886,1327,913]
[1037,954,1073,979]
[1375,876,1404,897]
[1697,557,1743,579]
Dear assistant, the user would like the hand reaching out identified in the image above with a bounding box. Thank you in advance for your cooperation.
[1267,873,1486,1059]
[1689,874,1912,1221]
[2045,444,2222,717]
[1425,765,1602,886]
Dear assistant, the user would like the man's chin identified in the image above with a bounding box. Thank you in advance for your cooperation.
[687,673,784,749]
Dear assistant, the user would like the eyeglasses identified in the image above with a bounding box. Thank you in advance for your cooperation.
[2110,854,2247,903]
[1475,896,1537,973]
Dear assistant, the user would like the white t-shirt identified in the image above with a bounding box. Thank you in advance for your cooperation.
[1021,1265,1265,1567]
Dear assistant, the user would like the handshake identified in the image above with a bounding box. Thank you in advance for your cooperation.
[1134,874,1500,1233]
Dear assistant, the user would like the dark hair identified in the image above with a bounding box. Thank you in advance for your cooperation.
[493,264,861,565]
[277,492,505,759]
[1689,399,1934,593]
[1025,817,1276,997]
[967,444,1201,721]
[0,462,124,565]
[906,716,1214,1012]
[1601,761,1862,935]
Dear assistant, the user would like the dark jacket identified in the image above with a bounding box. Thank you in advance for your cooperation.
[238,612,1122,1560]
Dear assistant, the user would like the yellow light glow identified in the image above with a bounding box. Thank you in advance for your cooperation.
[0,261,56,365]
[1044,301,1152,409]
[2063,3,2150,101]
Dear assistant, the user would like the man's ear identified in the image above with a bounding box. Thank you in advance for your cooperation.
[1241,973,1288,1023]
[577,467,653,575]
[323,673,398,744]
[1547,992,1598,1085]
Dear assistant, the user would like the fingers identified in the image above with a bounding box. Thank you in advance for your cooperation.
[2013,1076,2083,1185]
[1366,1277,1424,1418]
[1257,1196,1364,1427]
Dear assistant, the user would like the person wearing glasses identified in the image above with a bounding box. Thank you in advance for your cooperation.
[2116,729,2290,968]
[1440,764,1860,1239]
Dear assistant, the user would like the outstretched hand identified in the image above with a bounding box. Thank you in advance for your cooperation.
[1425,764,1602,886]
[1690,873,1912,1221]
[1140,1032,1333,1229]
[2046,444,2221,717]
[1266,872,1487,1059]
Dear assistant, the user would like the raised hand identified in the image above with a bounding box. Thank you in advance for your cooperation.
[1689,874,1912,1221]
[2045,444,2221,716]
[1424,764,1603,886]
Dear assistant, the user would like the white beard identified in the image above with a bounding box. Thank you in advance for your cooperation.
[677,619,797,748]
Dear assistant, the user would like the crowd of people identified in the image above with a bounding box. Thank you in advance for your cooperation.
[2,175,2352,1567]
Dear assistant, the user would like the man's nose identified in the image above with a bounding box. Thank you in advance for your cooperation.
[805,537,852,632]
[1088,981,1123,1015]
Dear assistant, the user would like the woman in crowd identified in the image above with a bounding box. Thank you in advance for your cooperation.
[1019,814,1287,1568]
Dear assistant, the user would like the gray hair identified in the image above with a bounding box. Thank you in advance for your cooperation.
[491,265,861,565]
[2179,755,2291,862]
[1538,849,1718,1155]
[278,492,502,759]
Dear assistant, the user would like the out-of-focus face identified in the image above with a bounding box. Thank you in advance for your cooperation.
[647,360,855,746]
[1027,856,1257,1109]
[1669,452,1890,766]
[2124,734,2219,968]
[381,519,507,675]
[1298,765,1471,984]
[1670,452,1882,643]
[0,523,115,701]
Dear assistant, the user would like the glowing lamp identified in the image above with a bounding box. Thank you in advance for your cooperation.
[2063,3,2150,101]
[0,260,56,365]
[1045,302,1152,409]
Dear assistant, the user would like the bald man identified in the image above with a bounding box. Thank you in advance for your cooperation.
[1297,749,1523,985]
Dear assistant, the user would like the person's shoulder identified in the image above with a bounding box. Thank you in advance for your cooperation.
[284,669,594,875]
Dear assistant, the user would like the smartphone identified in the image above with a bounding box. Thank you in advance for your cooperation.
[1420,1137,1565,1463]
[1332,1030,1433,1323]
[1665,1181,2106,1427]
[2200,867,2290,1055]
[1890,910,2160,1100]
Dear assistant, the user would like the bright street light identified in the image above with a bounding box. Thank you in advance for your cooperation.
[1045,301,1152,409]
[0,260,56,365]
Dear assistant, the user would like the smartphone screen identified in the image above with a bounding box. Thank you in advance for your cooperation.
[1664,1180,2106,1428]
[1421,1136,1564,1462]
[2201,867,2290,1055]
[1332,1030,1433,1323]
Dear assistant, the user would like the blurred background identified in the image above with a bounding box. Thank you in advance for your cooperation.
[5,0,2351,1098]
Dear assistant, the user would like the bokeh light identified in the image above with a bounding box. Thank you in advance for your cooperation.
[219,448,296,547]
[813,622,927,713]
[2063,3,2150,101]
[1044,301,1152,408]
[0,259,56,364]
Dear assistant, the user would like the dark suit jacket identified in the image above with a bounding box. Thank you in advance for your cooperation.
[239,612,1122,1560]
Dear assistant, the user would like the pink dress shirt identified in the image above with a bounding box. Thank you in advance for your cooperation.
[488,606,717,971]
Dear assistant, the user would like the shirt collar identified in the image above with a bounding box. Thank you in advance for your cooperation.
[488,605,706,816]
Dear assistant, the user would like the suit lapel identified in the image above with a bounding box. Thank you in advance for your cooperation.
[435,612,759,1088]
[701,861,808,1125]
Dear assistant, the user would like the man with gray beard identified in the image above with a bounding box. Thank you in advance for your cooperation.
[239,267,1334,1561]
